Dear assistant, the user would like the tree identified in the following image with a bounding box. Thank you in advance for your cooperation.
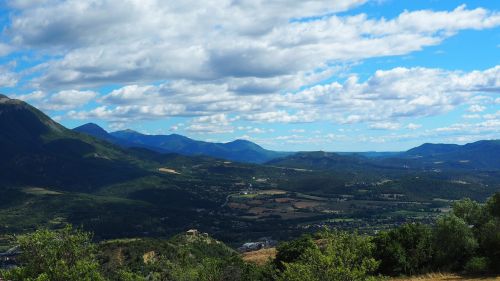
[486,193,500,218]
[374,223,434,276]
[452,198,488,228]
[277,231,379,281]
[433,214,478,270]
[274,235,316,270]
[1,225,105,281]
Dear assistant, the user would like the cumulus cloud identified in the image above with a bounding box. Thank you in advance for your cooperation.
[369,122,401,130]
[0,65,18,87]
[15,89,96,110]
[468,104,486,112]
[4,1,499,90]
[290,66,500,124]
[3,1,500,146]
[63,65,500,127]
[407,123,422,130]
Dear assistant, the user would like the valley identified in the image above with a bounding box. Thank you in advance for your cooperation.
[0,95,499,249]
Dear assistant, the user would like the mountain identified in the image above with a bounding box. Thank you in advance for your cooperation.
[406,143,461,156]
[74,123,290,163]
[0,95,149,191]
[266,151,367,171]
[268,140,500,172]
[73,123,119,143]
[404,140,500,170]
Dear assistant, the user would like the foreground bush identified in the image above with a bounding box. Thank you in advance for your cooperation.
[276,231,379,281]
[0,225,104,281]
[374,223,434,276]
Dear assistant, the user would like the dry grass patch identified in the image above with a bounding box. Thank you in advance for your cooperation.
[23,187,62,195]
[158,167,180,174]
[242,248,276,265]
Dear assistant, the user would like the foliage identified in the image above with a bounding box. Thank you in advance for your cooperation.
[433,214,478,270]
[464,257,489,274]
[274,235,316,269]
[1,225,104,281]
[452,198,489,227]
[276,231,380,281]
[374,223,434,276]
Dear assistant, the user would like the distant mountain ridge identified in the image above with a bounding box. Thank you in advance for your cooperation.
[267,140,500,171]
[266,151,368,171]
[404,140,500,169]
[74,123,291,163]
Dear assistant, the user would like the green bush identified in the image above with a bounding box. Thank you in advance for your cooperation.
[276,231,380,281]
[464,257,489,274]
[1,225,105,281]
[433,214,478,270]
[374,223,434,276]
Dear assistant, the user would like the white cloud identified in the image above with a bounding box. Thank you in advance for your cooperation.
[244,110,318,123]
[290,66,500,124]
[0,43,13,57]
[14,90,46,101]
[185,124,234,134]
[64,65,500,128]
[0,66,18,87]
[15,89,96,110]
[462,114,481,119]
[4,2,499,91]
[483,111,500,120]
[47,90,97,110]
[468,104,486,112]
[369,122,401,130]
[406,123,422,130]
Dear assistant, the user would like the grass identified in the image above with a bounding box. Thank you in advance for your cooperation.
[241,248,276,265]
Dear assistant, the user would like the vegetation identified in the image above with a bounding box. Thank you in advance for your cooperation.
[2,193,500,280]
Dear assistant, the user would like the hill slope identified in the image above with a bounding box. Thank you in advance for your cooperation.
[0,95,149,191]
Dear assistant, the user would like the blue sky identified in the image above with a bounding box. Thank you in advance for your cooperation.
[0,0,499,151]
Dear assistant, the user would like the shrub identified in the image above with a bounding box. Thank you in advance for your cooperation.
[374,223,434,276]
[1,225,105,281]
[433,214,478,270]
[277,231,380,281]
[464,257,489,274]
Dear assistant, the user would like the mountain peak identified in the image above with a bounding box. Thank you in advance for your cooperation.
[0,94,24,105]
[225,139,263,150]
[74,123,108,134]
[74,123,116,141]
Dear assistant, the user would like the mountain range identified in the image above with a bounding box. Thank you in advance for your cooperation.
[73,121,500,170]
[268,139,500,171]
[74,123,290,163]
[1,94,499,242]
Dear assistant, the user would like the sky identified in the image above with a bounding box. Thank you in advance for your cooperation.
[0,0,499,152]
